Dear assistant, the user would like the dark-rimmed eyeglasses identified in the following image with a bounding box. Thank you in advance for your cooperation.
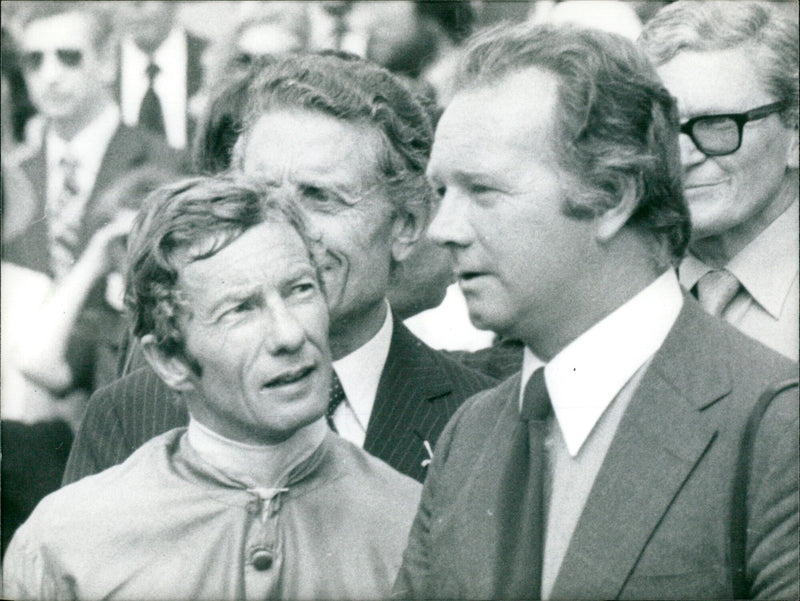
[679,101,786,157]
[22,49,84,72]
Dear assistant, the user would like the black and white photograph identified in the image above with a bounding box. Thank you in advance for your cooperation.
[0,1,797,599]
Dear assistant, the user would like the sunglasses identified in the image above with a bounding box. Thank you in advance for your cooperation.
[22,49,84,71]
[679,101,787,157]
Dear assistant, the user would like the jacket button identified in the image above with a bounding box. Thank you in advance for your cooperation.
[250,548,273,571]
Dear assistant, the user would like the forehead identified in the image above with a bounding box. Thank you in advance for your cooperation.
[657,47,771,116]
[22,12,97,50]
[429,68,560,177]
[178,221,313,302]
[242,109,384,189]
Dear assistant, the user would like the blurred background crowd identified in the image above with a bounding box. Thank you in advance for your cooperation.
[0,0,793,558]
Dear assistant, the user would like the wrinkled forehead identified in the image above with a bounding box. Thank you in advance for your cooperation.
[239,108,386,196]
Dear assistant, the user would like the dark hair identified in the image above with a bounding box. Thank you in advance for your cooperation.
[1,27,37,142]
[126,176,318,358]
[235,52,436,226]
[192,56,277,175]
[639,1,799,128]
[455,22,689,263]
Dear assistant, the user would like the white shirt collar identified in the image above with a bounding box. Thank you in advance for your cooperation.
[120,28,188,149]
[520,269,684,456]
[45,103,120,203]
[332,301,394,431]
[680,200,799,319]
[186,416,327,488]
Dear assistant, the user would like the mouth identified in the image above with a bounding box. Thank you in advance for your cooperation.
[262,364,315,389]
[457,270,486,282]
[684,181,725,191]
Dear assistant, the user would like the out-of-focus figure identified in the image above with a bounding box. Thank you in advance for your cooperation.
[115,1,206,150]
[641,1,799,360]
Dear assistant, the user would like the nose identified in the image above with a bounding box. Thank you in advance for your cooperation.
[678,133,707,169]
[37,53,65,85]
[427,190,473,249]
[262,298,306,355]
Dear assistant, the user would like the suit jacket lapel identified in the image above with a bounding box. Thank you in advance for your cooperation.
[550,298,731,599]
[364,320,453,478]
[448,376,522,597]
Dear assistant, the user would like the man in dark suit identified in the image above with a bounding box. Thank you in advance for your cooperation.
[394,23,798,599]
[62,53,495,486]
[6,2,178,280]
[115,1,206,151]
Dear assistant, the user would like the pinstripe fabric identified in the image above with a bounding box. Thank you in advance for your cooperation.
[364,322,496,483]
[63,323,495,485]
[61,368,186,486]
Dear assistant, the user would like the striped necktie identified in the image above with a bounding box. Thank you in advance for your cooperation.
[695,269,740,317]
[326,369,347,432]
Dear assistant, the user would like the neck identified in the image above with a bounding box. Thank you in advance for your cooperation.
[690,172,798,267]
[522,234,665,361]
[328,299,388,359]
[186,416,328,487]
[51,96,113,142]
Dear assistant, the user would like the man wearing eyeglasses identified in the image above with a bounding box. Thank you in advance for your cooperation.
[640,1,798,360]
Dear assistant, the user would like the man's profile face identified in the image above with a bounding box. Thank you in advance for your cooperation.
[241,110,398,331]
[657,47,798,244]
[21,12,112,124]
[176,221,331,445]
[427,68,596,342]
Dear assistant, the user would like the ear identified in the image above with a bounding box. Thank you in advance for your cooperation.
[786,123,799,170]
[391,204,427,263]
[595,177,639,244]
[140,334,196,393]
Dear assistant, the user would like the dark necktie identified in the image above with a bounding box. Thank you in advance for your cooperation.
[326,369,347,432]
[495,367,552,599]
[138,61,165,136]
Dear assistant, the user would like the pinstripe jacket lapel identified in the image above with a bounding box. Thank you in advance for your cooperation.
[364,320,494,482]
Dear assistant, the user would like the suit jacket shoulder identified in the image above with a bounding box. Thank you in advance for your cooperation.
[365,320,497,481]
[61,367,186,486]
[396,296,798,599]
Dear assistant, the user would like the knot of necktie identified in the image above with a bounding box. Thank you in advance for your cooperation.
[521,367,551,421]
[695,269,740,317]
[145,61,160,82]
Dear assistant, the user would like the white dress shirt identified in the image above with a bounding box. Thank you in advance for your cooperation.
[679,200,798,360]
[520,269,684,598]
[45,104,120,209]
[120,28,188,150]
[330,302,394,448]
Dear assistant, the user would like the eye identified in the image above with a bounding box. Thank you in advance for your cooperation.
[468,183,495,195]
[219,299,256,321]
[287,279,319,299]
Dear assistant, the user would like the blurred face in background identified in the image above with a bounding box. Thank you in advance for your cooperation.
[116,1,177,54]
[21,11,114,127]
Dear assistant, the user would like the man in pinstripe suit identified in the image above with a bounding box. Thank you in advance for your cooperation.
[63,53,495,486]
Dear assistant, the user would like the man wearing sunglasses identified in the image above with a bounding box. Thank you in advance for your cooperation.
[641,1,798,360]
